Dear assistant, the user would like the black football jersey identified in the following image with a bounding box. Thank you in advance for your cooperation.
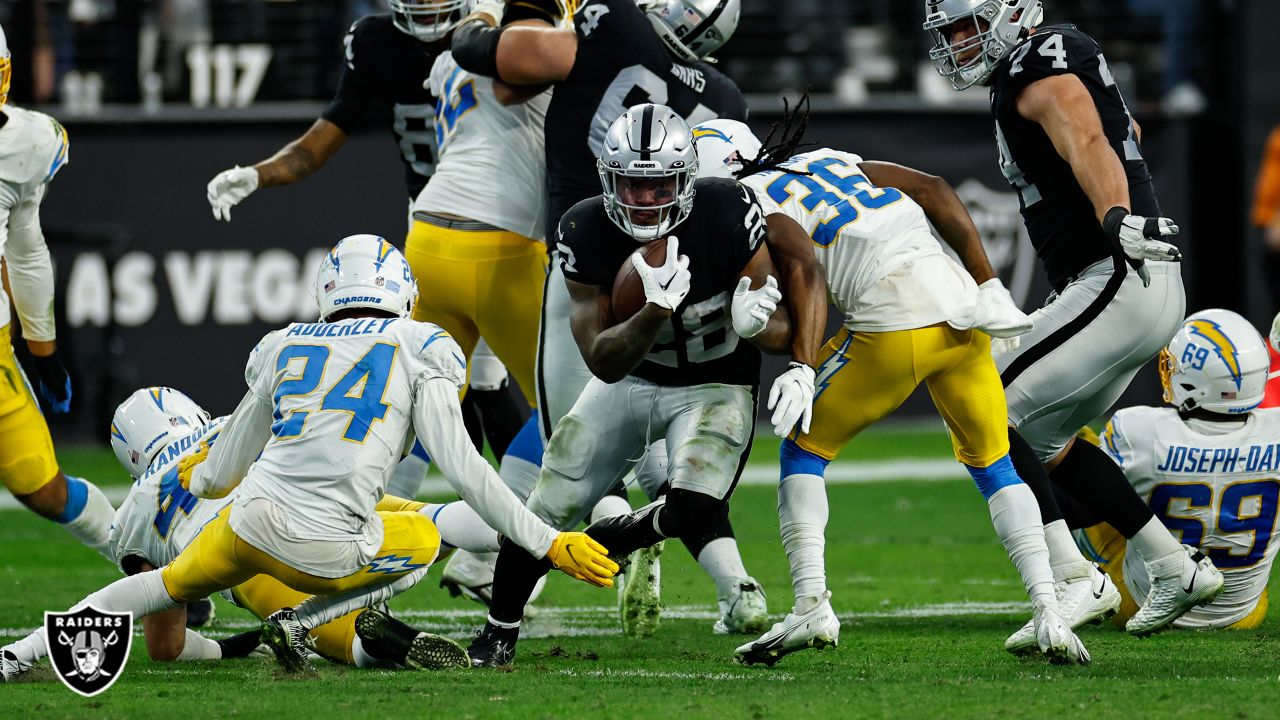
[545,0,748,239]
[557,178,768,387]
[322,14,441,199]
[990,24,1164,289]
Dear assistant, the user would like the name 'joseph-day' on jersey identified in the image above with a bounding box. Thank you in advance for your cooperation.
[991,24,1163,289]
[546,0,748,236]
[557,178,766,387]
[323,15,440,199]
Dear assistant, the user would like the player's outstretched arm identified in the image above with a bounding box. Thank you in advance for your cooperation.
[186,388,272,499]
[567,277,670,384]
[207,119,348,221]
[859,160,995,284]
[763,213,825,367]
[451,10,577,87]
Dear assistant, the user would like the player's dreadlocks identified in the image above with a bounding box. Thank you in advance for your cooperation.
[735,91,815,179]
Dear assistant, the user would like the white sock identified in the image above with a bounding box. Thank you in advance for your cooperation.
[1129,516,1185,563]
[176,629,223,661]
[6,628,49,668]
[779,473,829,602]
[698,537,750,599]
[590,493,632,523]
[487,614,520,629]
[1043,519,1091,580]
[294,567,428,630]
[425,502,500,553]
[986,484,1055,607]
[57,477,114,560]
[387,452,429,500]
[498,453,540,502]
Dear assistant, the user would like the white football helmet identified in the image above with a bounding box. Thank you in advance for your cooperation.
[639,0,740,63]
[387,0,473,43]
[1159,309,1269,415]
[110,387,211,477]
[691,119,761,180]
[923,0,1044,90]
[597,104,698,242]
[0,23,11,109]
[315,234,419,320]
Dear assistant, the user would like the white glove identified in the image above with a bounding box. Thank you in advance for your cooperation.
[972,278,1033,339]
[731,275,782,339]
[472,0,506,25]
[1271,310,1280,354]
[990,335,1021,356]
[631,236,691,312]
[767,362,815,438]
[1102,207,1181,287]
[207,166,260,222]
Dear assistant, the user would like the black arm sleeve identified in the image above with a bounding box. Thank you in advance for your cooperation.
[451,21,509,81]
[321,20,379,132]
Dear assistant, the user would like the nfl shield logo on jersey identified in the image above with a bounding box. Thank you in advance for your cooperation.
[45,606,133,697]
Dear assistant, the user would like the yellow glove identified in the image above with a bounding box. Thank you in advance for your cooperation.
[177,441,211,490]
[546,532,618,588]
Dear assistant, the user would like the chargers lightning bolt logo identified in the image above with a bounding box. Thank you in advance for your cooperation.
[366,554,426,575]
[1188,319,1243,389]
[692,126,732,143]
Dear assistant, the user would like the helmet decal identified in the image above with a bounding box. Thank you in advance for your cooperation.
[1187,319,1243,390]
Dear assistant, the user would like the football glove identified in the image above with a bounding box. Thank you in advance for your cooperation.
[767,362,815,438]
[29,352,72,414]
[990,335,1021,356]
[546,532,618,588]
[1101,207,1181,288]
[472,0,506,25]
[177,441,212,491]
[631,236,691,312]
[207,166,260,222]
[731,275,782,339]
[1271,309,1280,354]
[972,278,1033,339]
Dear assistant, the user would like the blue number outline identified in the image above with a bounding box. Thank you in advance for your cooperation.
[321,342,398,444]
[1149,479,1280,569]
[763,157,904,247]
[434,67,479,149]
[271,345,331,440]
[153,468,199,540]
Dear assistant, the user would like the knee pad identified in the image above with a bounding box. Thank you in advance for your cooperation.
[542,412,594,481]
[656,489,728,540]
[469,342,509,392]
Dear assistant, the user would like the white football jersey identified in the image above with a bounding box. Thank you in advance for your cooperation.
[1103,407,1280,628]
[413,51,550,240]
[234,317,465,548]
[0,105,68,336]
[741,148,975,330]
[108,418,230,574]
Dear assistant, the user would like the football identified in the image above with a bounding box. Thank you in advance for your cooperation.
[611,238,668,323]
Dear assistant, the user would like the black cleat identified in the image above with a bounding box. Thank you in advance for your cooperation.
[186,598,216,628]
[355,608,469,670]
[260,608,310,674]
[467,622,519,668]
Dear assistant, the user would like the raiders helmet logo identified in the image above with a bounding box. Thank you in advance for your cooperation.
[45,606,133,697]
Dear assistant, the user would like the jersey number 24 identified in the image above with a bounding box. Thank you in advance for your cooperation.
[271,343,396,444]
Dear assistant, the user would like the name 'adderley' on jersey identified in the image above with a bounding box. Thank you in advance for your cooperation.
[1101,407,1280,629]
[186,316,560,577]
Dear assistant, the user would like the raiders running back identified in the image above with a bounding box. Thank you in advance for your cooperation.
[323,15,442,199]
[547,0,747,236]
[991,24,1163,289]
[557,177,767,387]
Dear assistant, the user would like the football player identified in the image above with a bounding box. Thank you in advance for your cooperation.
[204,0,524,496]
[1075,310,1278,631]
[0,23,115,559]
[468,104,792,667]
[8,235,616,675]
[695,117,1090,665]
[923,0,1223,638]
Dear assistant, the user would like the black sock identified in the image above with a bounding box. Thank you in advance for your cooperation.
[585,503,666,560]
[1050,439,1154,537]
[1052,484,1105,530]
[470,381,529,460]
[489,539,552,625]
[1007,428,1064,524]
[680,504,733,560]
[460,394,486,452]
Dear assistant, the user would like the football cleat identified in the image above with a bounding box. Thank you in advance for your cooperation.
[355,608,469,670]
[1,649,28,682]
[1032,601,1091,665]
[713,577,769,635]
[467,622,519,668]
[1005,563,1121,654]
[440,550,497,607]
[260,608,311,674]
[186,597,216,628]
[620,540,664,637]
[735,592,839,666]
[1126,545,1225,636]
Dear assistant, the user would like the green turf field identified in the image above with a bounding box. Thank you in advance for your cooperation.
[2,426,1278,719]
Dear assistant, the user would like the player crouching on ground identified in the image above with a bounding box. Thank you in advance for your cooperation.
[1076,310,1259,631]
[7,235,616,678]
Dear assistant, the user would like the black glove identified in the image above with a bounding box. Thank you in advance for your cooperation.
[30,352,72,414]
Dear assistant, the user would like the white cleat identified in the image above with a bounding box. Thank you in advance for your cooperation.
[1126,545,1225,636]
[1033,601,1091,665]
[713,577,769,635]
[735,592,839,666]
[619,541,663,637]
[1005,563,1121,654]
[440,550,497,607]
[1,649,29,682]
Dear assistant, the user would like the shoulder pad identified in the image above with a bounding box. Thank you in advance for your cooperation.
[415,324,467,389]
